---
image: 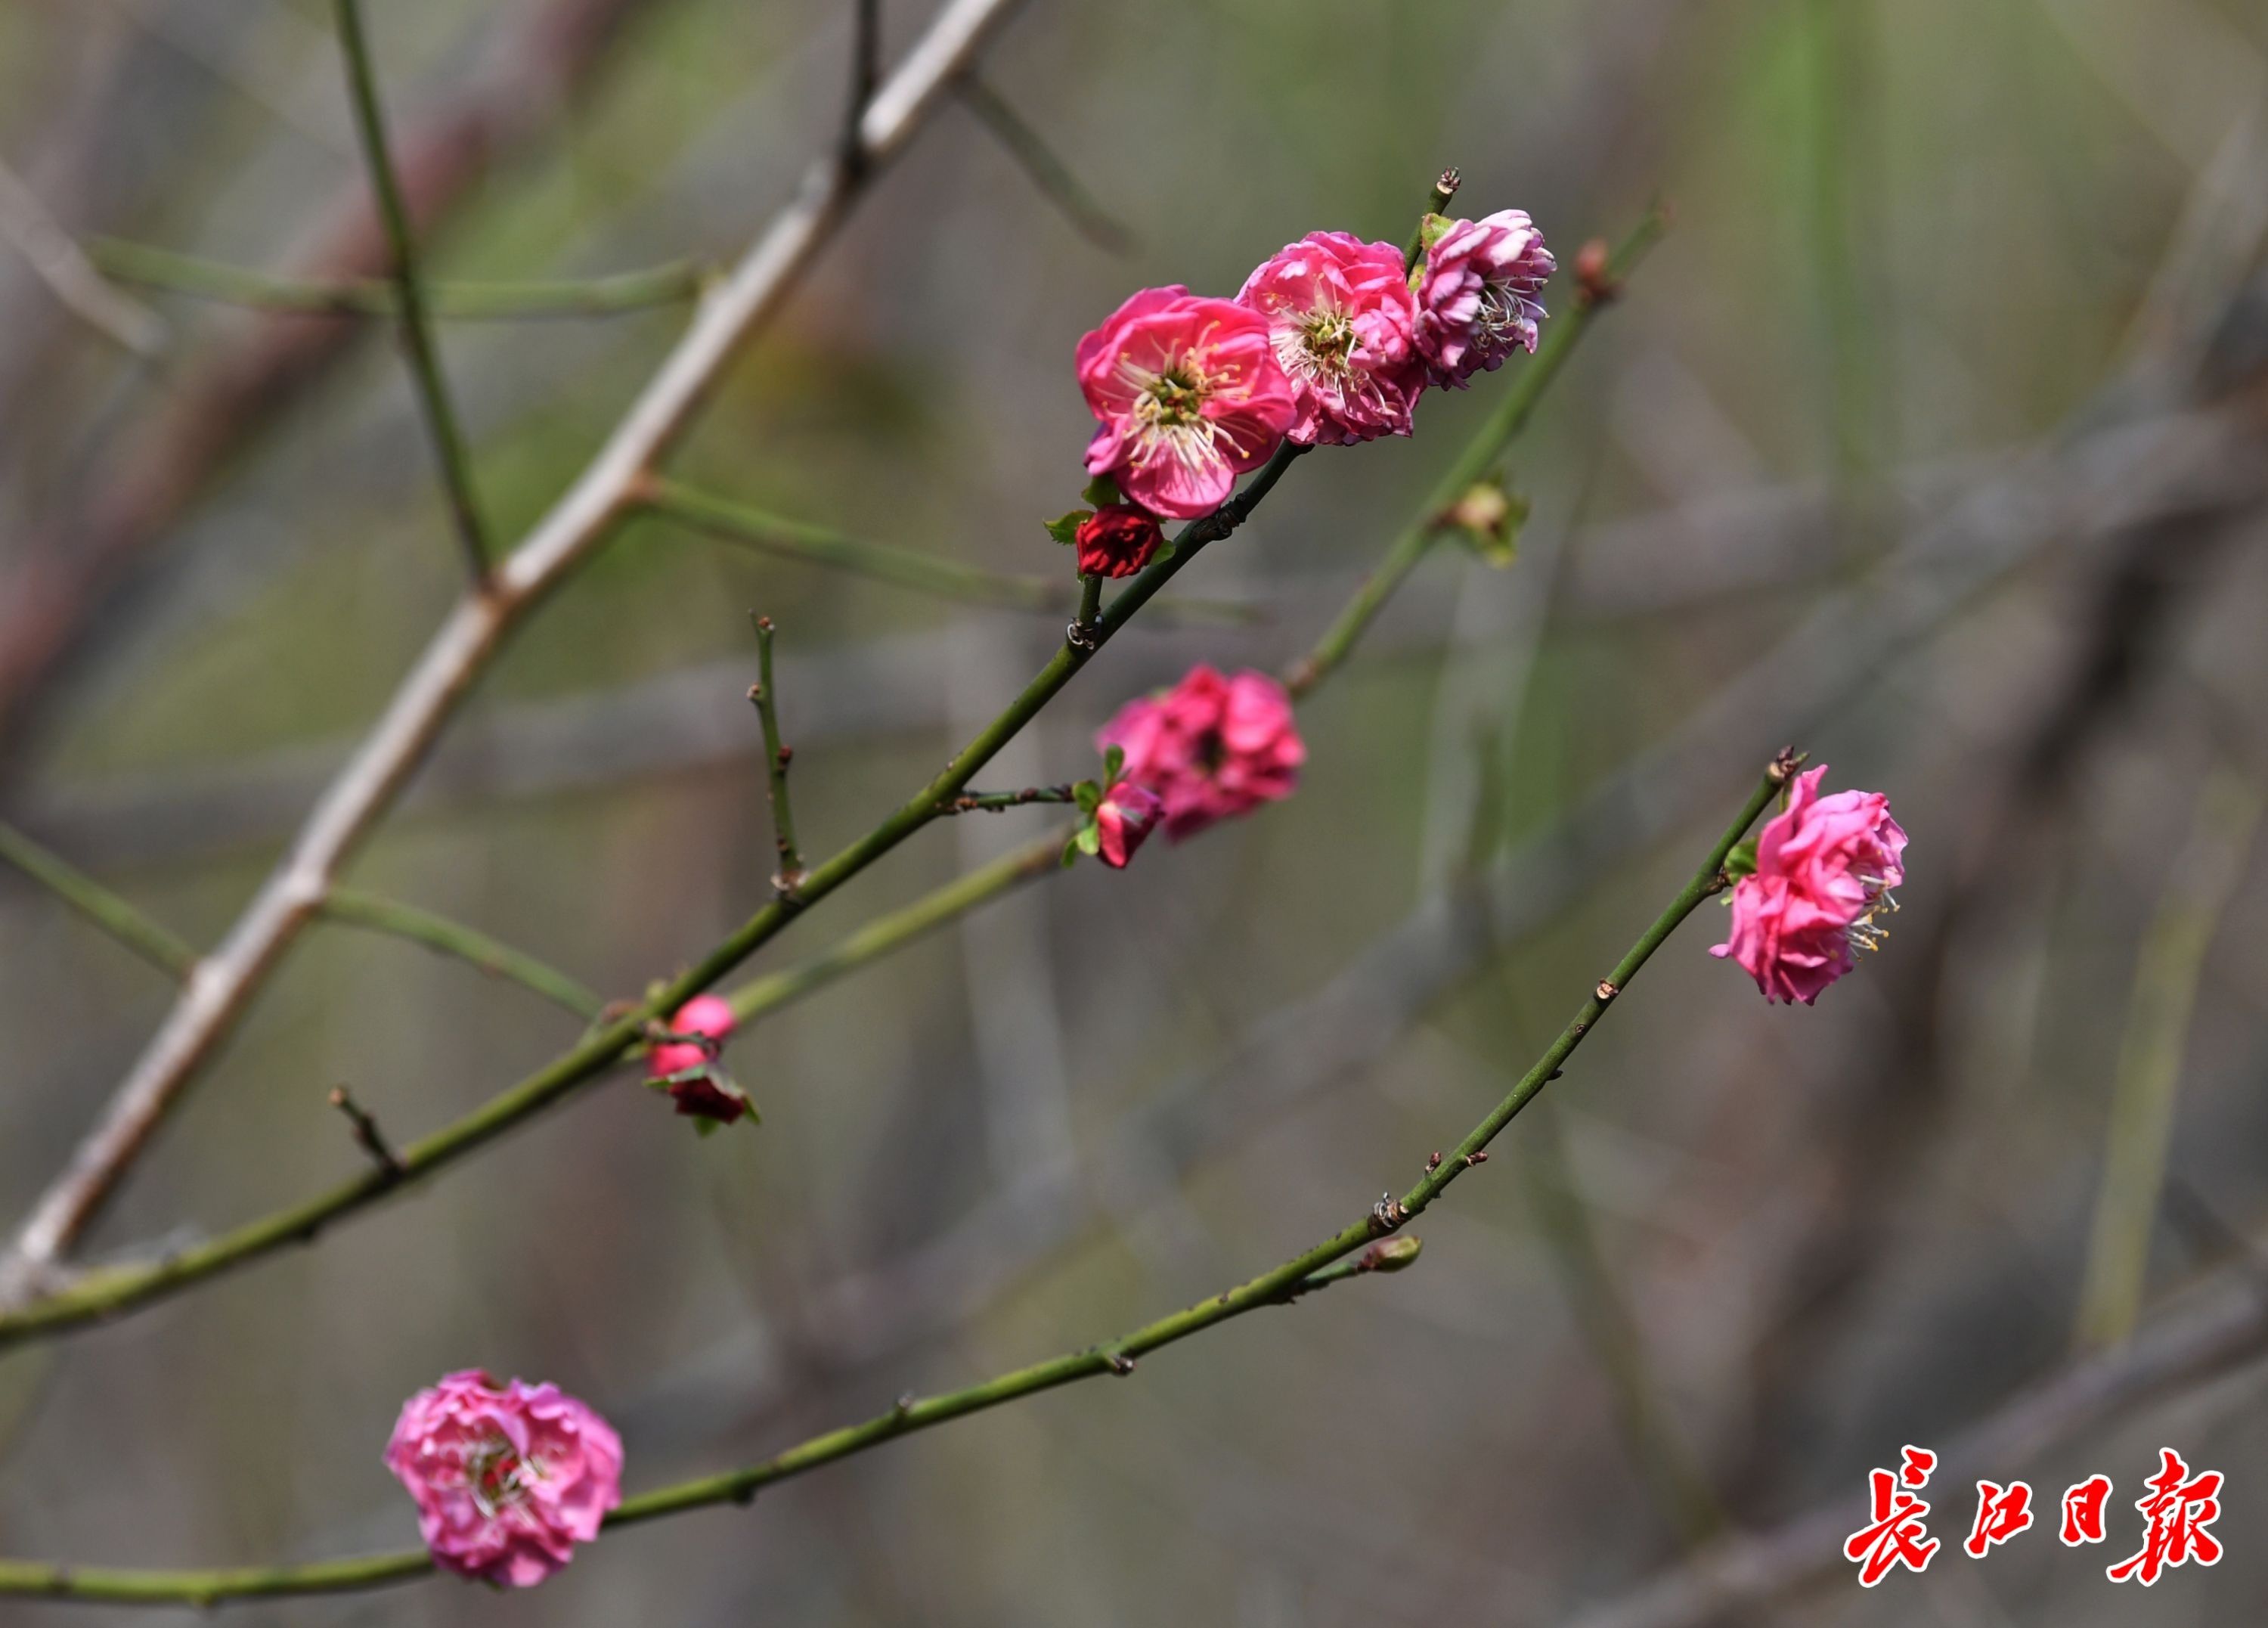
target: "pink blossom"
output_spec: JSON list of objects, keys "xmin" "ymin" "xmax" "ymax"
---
[
  {"xmin": 1415, "ymin": 209, "xmax": 1554, "ymax": 386},
  {"xmin": 1077, "ymin": 287, "xmax": 1295, "ymax": 519},
  {"xmin": 1095, "ymin": 781, "xmax": 1165, "ymax": 868},
  {"xmin": 384, "ymin": 1370, "xmax": 623, "ymax": 1588},
  {"xmin": 649, "ymin": 994, "xmax": 747, "ymax": 1125},
  {"xmin": 1712, "ymin": 765, "xmax": 1907, "ymax": 1005},
  {"xmin": 1098, "ymin": 665, "xmax": 1304, "ymax": 841},
  {"xmin": 1237, "ymin": 232, "xmax": 1424, "ymax": 444}
]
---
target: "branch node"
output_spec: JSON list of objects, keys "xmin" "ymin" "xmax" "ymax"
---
[
  {"xmin": 749, "ymin": 615, "xmax": 804, "ymax": 893},
  {"xmin": 1426, "ymin": 1150, "xmax": 1443, "ymax": 1173},
  {"xmin": 1104, "ymin": 1351, "xmax": 1136, "ymax": 1376},
  {"xmin": 328, "ymin": 1086, "xmax": 403, "ymax": 1179},
  {"xmin": 1461, "ymin": 1149, "xmax": 1490, "ymax": 1169},
  {"xmin": 1594, "ymin": 978, "xmax": 1619, "ymax": 1003},
  {"xmin": 1369, "ymin": 1193, "xmax": 1410, "ymax": 1233}
]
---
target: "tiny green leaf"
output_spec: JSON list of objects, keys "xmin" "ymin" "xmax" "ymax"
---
[
  {"xmin": 1074, "ymin": 779, "xmax": 1102, "ymax": 814},
  {"xmin": 1045, "ymin": 508, "xmax": 1092, "ymax": 545},
  {"xmin": 1074, "ymin": 823, "xmax": 1101, "ymax": 856},
  {"xmin": 1723, "ymin": 836, "xmax": 1760, "ymax": 882},
  {"xmin": 1102, "ymin": 745, "xmax": 1126, "ymax": 783},
  {"xmin": 1081, "ymin": 473, "xmax": 1122, "ymax": 508}
]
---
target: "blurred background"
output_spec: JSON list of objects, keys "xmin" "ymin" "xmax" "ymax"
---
[{"xmin": 2, "ymin": 0, "xmax": 2267, "ymax": 1622}]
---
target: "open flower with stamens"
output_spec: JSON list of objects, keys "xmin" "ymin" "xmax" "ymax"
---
[
  {"xmin": 1098, "ymin": 665, "xmax": 1304, "ymax": 841},
  {"xmin": 384, "ymin": 1370, "xmax": 623, "ymax": 1587},
  {"xmin": 1415, "ymin": 209, "xmax": 1555, "ymax": 386},
  {"xmin": 1077, "ymin": 287, "xmax": 1295, "ymax": 519},
  {"xmin": 1712, "ymin": 765, "xmax": 1907, "ymax": 1005},
  {"xmin": 1236, "ymin": 232, "xmax": 1424, "ymax": 445}
]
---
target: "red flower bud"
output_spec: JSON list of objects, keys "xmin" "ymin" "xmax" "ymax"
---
[{"xmin": 1074, "ymin": 504, "xmax": 1164, "ymax": 579}]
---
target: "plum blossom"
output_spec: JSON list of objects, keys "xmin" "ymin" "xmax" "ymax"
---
[
  {"xmin": 1712, "ymin": 765, "xmax": 1907, "ymax": 1005},
  {"xmin": 1074, "ymin": 504, "xmax": 1163, "ymax": 578},
  {"xmin": 649, "ymin": 994, "xmax": 746, "ymax": 1125},
  {"xmin": 1237, "ymin": 231, "xmax": 1424, "ymax": 444},
  {"xmin": 1077, "ymin": 287, "xmax": 1295, "ymax": 519},
  {"xmin": 384, "ymin": 1370, "xmax": 623, "ymax": 1588},
  {"xmin": 1414, "ymin": 209, "xmax": 1554, "ymax": 385},
  {"xmin": 1098, "ymin": 665, "xmax": 1304, "ymax": 842},
  {"xmin": 1094, "ymin": 780, "xmax": 1165, "ymax": 869}
]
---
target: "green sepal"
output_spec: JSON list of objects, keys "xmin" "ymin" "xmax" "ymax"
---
[
  {"xmin": 1074, "ymin": 823, "xmax": 1101, "ymax": 857},
  {"xmin": 1723, "ymin": 836, "xmax": 1760, "ymax": 882},
  {"xmin": 1102, "ymin": 745, "xmax": 1126, "ymax": 783},
  {"xmin": 1045, "ymin": 508, "xmax": 1092, "ymax": 545},
  {"xmin": 1081, "ymin": 473, "xmax": 1123, "ymax": 508},
  {"xmin": 1060, "ymin": 836, "xmax": 1083, "ymax": 868},
  {"xmin": 1073, "ymin": 779, "xmax": 1103, "ymax": 814}
]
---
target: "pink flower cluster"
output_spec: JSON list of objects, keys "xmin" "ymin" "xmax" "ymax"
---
[
  {"xmin": 1712, "ymin": 765, "xmax": 1907, "ymax": 1005},
  {"xmin": 1098, "ymin": 665, "xmax": 1304, "ymax": 843},
  {"xmin": 1077, "ymin": 209, "xmax": 1551, "ymax": 518},
  {"xmin": 384, "ymin": 1370, "xmax": 623, "ymax": 1588}
]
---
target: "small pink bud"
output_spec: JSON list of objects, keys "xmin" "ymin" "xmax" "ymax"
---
[
  {"xmin": 1074, "ymin": 504, "xmax": 1164, "ymax": 579},
  {"xmin": 383, "ymin": 1370, "xmax": 622, "ymax": 1587},
  {"xmin": 1095, "ymin": 781, "xmax": 1165, "ymax": 868},
  {"xmin": 649, "ymin": 994, "xmax": 750, "ymax": 1126}
]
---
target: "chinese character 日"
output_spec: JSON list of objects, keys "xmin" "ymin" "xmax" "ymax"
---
[
  {"xmin": 1965, "ymin": 1479, "xmax": 2034, "ymax": 1558},
  {"xmin": 2107, "ymin": 1449, "xmax": 2223, "ymax": 1585},
  {"xmin": 2060, "ymin": 1474, "xmax": 2112, "ymax": 1546},
  {"xmin": 1845, "ymin": 1445, "xmax": 1940, "ymax": 1585}
]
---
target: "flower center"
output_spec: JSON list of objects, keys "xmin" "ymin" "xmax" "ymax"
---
[
  {"xmin": 1117, "ymin": 352, "xmax": 1243, "ymax": 479},
  {"xmin": 1474, "ymin": 281, "xmax": 1532, "ymax": 346},
  {"xmin": 1845, "ymin": 875, "xmax": 1899, "ymax": 957},
  {"xmin": 463, "ymin": 1434, "xmax": 541, "ymax": 1519}
]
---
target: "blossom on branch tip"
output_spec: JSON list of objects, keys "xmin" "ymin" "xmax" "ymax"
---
[
  {"xmin": 1075, "ymin": 504, "xmax": 1164, "ymax": 578},
  {"xmin": 649, "ymin": 994, "xmax": 749, "ymax": 1127},
  {"xmin": 1094, "ymin": 780, "xmax": 1165, "ymax": 868},
  {"xmin": 1712, "ymin": 764, "xmax": 1907, "ymax": 1004},
  {"xmin": 1237, "ymin": 231, "xmax": 1424, "ymax": 444},
  {"xmin": 1077, "ymin": 287, "xmax": 1294, "ymax": 519},
  {"xmin": 1098, "ymin": 665, "xmax": 1304, "ymax": 841},
  {"xmin": 384, "ymin": 1370, "xmax": 623, "ymax": 1588},
  {"xmin": 1415, "ymin": 209, "xmax": 1554, "ymax": 385}
]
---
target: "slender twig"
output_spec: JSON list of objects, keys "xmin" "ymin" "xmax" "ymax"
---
[
  {"xmin": 637, "ymin": 476, "xmax": 1258, "ymax": 620},
  {"xmin": 0, "ymin": 157, "xmax": 169, "ymax": 358},
  {"xmin": 85, "ymin": 240, "xmax": 708, "ymax": 319},
  {"xmin": 0, "ymin": 767, "xmax": 1780, "ymax": 1605},
  {"xmin": 1402, "ymin": 165, "xmax": 1460, "ymax": 271},
  {"xmin": 935, "ymin": 786, "xmax": 1075, "ymax": 815},
  {"xmin": 1287, "ymin": 207, "xmax": 1666, "ymax": 698},
  {"xmin": 0, "ymin": 0, "xmax": 1030, "ymax": 1311},
  {"xmin": 748, "ymin": 616, "xmax": 804, "ymax": 895},
  {"xmin": 316, "ymin": 889, "xmax": 606, "ymax": 1021},
  {"xmin": 841, "ymin": 0, "xmax": 883, "ymax": 175},
  {"xmin": 0, "ymin": 821, "xmax": 197, "ymax": 978},
  {"xmin": 333, "ymin": 0, "xmax": 492, "ymax": 581},
  {"xmin": 326, "ymin": 1087, "xmax": 404, "ymax": 1179},
  {"xmin": 956, "ymin": 75, "xmax": 1139, "ymax": 256},
  {"xmin": 2074, "ymin": 767, "xmax": 2263, "ymax": 1347}
]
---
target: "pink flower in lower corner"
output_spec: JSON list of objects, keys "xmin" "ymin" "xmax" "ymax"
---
[
  {"xmin": 1415, "ymin": 209, "xmax": 1554, "ymax": 386},
  {"xmin": 385, "ymin": 1370, "xmax": 623, "ymax": 1588},
  {"xmin": 1712, "ymin": 764, "xmax": 1907, "ymax": 1005},
  {"xmin": 1237, "ymin": 231, "xmax": 1425, "ymax": 444},
  {"xmin": 1095, "ymin": 780, "xmax": 1165, "ymax": 869},
  {"xmin": 650, "ymin": 994, "xmax": 746, "ymax": 1125},
  {"xmin": 1077, "ymin": 287, "xmax": 1295, "ymax": 519},
  {"xmin": 1098, "ymin": 665, "xmax": 1304, "ymax": 842}
]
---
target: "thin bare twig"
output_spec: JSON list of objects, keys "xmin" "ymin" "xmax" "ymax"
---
[
  {"xmin": 0, "ymin": 0, "xmax": 1031, "ymax": 1310},
  {"xmin": 0, "ymin": 153, "xmax": 168, "ymax": 358},
  {"xmin": 748, "ymin": 616, "xmax": 804, "ymax": 895},
  {"xmin": 325, "ymin": 1087, "xmax": 403, "ymax": 1179}
]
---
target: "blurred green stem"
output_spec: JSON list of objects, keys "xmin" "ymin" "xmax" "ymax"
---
[
  {"xmin": 317, "ymin": 889, "xmax": 606, "ymax": 1022},
  {"xmin": 85, "ymin": 240, "xmax": 707, "ymax": 318},
  {"xmin": 0, "ymin": 822, "xmax": 197, "ymax": 978},
  {"xmin": 0, "ymin": 767, "xmax": 1780, "ymax": 1605},
  {"xmin": 957, "ymin": 76, "xmax": 1139, "ymax": 256},
  {"xmin": 1287, "ymin": 208, "xmax": 1665, "ymax": 698},
  {"xmin": 333, "ymin": 0, "xmax": 491, "ymax": 581},
  {"xmin": 749, "ymin": 616, "xmax": 804, "ymax": 891},
  {"xmin": 2074, "ymin": 767, "xmax": 2264, "ymax": 1349}
]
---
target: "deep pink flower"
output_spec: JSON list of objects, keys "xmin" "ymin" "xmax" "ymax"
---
[
  {"xmin": 1076, "ymin": 504, "xmax": 1164, "ymax": 579},
  {"xmin": 1095, "ymin": 781, "xmax": 1165, "ymax": 868},
  {"xmin": 1077, "ymin": 287, "xmax": 1295, "ymax": 519},
  {"xmin": 650, "ymin": 994, "xmax": 746, "ymax": 1125},
  {"xmin": 1712, "ymin": 765, "xmax": 1907, "ymax": 1005},
  {"xmin": 1415, "ymin": 209, "xmax": 1554, "ymax": 385},
  {"xmin": 384, "ymin": 1370, "xmax": 623, "ymax": 1588},
  {"xmin": 1098, "ymin": 665, "xmax": 1304, "ymax": 841},
  {"xmin": 1237, "ymin": 232, "xmax": 1424, "ymax": 445}
]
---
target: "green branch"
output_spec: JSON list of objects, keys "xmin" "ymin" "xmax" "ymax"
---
[
  {"xmin": 748, "ymin": 616, "xmax": 804, "ymax": 892},
  {"xmin": 84, "ymin": 240, "xmax": 707, "ymax": 319},
  {"xmin": 1287, "ymin": 207, "xmax": 1665, "ymax": 698},
  {"xmin": 0, "ymin": 767, "xmax": 1778, "ymax": 1606},
  {"xmin": 316, "ymin": 889, "xmax": 606, "ymax": 1022},
  {"xmin": 0, "ymin": 822, "xmax": 197, "ymax": 979},
  {"xmin": 957, "ymin": 76, "xmax": 1139, "ymax": 256},
  {"xmin": 333, "ymin": 0, "xmax": 491, "ymax": 580}
]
